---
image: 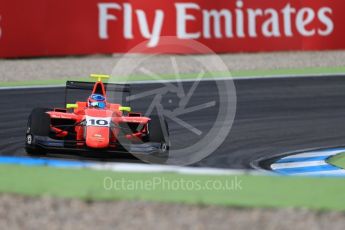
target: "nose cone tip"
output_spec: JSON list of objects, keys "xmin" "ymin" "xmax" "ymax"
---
[{"xmin": 86, "ymin": 138, "xmax": 109, "ymax": 148}]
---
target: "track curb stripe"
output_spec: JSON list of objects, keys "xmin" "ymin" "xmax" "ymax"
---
[
  {"xmin": 276, "ymin": 156, "xmax": 329, "ymax": 163},
  {"xmin": 271, "ymin": 148, "xmax": 345, "ymax": 176},
  {"xmin": 274, "ymin": 165, "xmax": 339, "ymax": 174}
]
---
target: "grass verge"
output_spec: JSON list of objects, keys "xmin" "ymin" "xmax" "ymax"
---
[
  {"xmin": 1, "ymin": 66, "xmax": 345, "ymax": 87},
  {"xmin": 327, "ymin": 152, "xmax": 345, "ymax": 169},
  {"xmin": 0, "ymin": 164, "xmax": 345, "ymax": 211}
]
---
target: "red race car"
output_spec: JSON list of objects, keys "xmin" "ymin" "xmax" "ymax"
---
[{"xmin": 25, "ymin": 74, "xmax": 169, "ymax": 159}]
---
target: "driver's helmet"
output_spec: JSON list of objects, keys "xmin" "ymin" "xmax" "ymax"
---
[{"xmin": 88, "ymin": 94, "xmax": 106, "ymax": 109}]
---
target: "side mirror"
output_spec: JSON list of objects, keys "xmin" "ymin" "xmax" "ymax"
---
[
  {"xmin": 66, "ymin": 104, "xmax": 78, "ymax": 109},
  {"xmin": 119, "ymin": 106, "xmax": 131, "ymax": 112}
]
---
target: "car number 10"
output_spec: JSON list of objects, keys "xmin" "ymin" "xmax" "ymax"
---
[{"xmin": 86, "ymin": 117, "xmax": 111, "ymax": 127}]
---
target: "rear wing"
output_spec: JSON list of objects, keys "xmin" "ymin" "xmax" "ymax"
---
[
  {"xmin": 65, "ymin": 81, "xmax": 131, "ymax": 106},
  {"xmin": 66, "ymin": 81, "xmax": 130, "ymax": 92}
]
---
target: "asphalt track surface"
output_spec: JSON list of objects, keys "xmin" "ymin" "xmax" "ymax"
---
[{"xmin": 2, "ymin": 75, "xmax": 345, "ymax": 169}]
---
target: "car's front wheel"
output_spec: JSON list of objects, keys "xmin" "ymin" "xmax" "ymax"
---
[
  {"xmin": 148, "ymin": 115, "xmax": 170, "ymax": 159},
  {"xmin": 25, "ymin": 108, "xmax": 51, "ymax": 156}
]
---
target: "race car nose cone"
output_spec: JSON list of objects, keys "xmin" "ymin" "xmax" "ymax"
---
[{"xmin": 85, "ymin": 127, "xmax": 110, "ymax": 148}]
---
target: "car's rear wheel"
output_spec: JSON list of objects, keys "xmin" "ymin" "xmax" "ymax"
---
[
  {"xmin": 148, "ymin": 115, "xmax": 170, "ymax": 159},
  {"xmin": 25, "ymin": 108, "xmax": 51, "ymax": 156}
]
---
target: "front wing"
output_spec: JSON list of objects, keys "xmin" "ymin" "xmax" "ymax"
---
[{"xmin": 28, "ymin": 135, "xmax": 162, "ymax": 155}]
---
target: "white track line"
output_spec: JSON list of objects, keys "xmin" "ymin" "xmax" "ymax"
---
[
  {"xmin": 0, "ymin": 156, "xmax": 263, "ymax": 176},
  {"xmin": 1, "ymin": 72, "xmax": 345, "ymax": 90},
  {"xmin": 271, "ymin": 160, "xmax": 328, "ymax": 170},
  {"xmin": 233, "ymin": 72, "xmax": 345, "ymax": 80},
  {"xmin": 88, "ymin": 162, "xmax": 262, "ymax": 176},
  {"xmin": 0, "ymin": 85, "xmax": 65, "ymax": 90},
  {"xmin": 282, "ymin": 150, "xmax": 344, "ymax": 159},
  {"xmin": 293, "ymin": 169, "xmax": 345, "ymax": 176}
]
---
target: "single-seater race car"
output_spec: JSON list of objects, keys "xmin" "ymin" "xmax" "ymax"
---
[{"xmin": 25, "ymin": 74, "xmax": 169, "ymax": 160}]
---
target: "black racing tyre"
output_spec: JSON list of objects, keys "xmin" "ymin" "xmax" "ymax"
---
[
  {"xmin": 148, "ymin": 115, "xmax": 170, "ymax": 156},
  {"xmin": 28, "ymin": 108, "xmax": 51, "ymax": 136},
  {"xmin": 25, "ymin": 108, "xmax": 51, "ymax": 155}
]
